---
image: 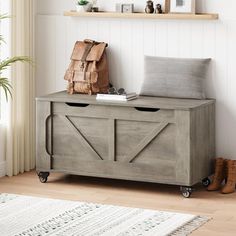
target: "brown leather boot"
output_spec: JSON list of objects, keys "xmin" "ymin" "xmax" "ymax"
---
[
  {"xmin": 221, "ymin": 160, "xmax": 236, "ymax": 194},
  {"xmin": 207, "ymin": 157, "xmax": 227, "ymax": 191}
]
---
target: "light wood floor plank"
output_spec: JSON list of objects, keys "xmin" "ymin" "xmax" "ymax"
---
[{"xmin": 0, "ymin": 171, "xmax": 235, "ymax": 235}]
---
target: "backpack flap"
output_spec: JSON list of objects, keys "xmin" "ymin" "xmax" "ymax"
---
[
  {"xmin": 70, "ymin": 41, "xmax": 87, "ymax": 61},
  {"xmin": 71, "ymin": 41, "xmax": 107, "ymax": 62},
  {"xmin": 86, "ymin": 43, "xmax": 107, "ymax": 62}
]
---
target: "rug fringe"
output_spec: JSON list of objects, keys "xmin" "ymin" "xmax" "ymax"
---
[{"xmin": 169, "ymin": 216, "xmax": 210, "ymax": 236}]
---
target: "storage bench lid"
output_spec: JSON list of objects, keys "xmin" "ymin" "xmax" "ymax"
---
[{"xmin": 36, "ymin": 91, "xmax": 215, "ymax": 110}]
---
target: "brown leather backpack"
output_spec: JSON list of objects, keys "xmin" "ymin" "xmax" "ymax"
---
[{"xmin": 64, "ymin": 39, "xmax": 109, "ymax": 95}]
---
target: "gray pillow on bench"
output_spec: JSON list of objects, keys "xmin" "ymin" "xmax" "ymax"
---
[{"xmin": 140, "ymin": 56, "xmax": 211, "ymax": 99}]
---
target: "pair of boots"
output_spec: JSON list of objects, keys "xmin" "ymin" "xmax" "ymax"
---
[{"xmin": 207, "ymin": 157, "xmax": 236, "ymax": 194}]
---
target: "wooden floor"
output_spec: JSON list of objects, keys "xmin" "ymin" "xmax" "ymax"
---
[{"xmin": 0, "ymin": 171, "xmax": 235, "ymax": 236}]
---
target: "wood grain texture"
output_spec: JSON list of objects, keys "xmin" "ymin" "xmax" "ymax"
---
[
  {"xmin": 63, "ymin": 11, "xmax": 219, "ymax": 20},
  {"xmin": 190, "ymin": 103, "xmax": 216, "ymax": 184},
  {"xmin": 175, "ymin": 110, "xmax": 191, "ymax": 184},
  {"xmin": 1, "ymin": 171, "xmax": 236, "ymax": 236},
  {"xmin": 108, "ymin": 119, "xmax": 115, "ymax": 161},
  {"xmin": 53, "ymin": 102, "xmax": 176, "ymax": 123},
  {"xmin": 126, "ymin": 122, "xmax": 169, "ymax": 163},
  {"xmin": 36, "ymin": 101, "xmax": 52, "ymax": 170},
  {"xmin": 38, "ymin": 91, "xmax": 215, "ymax": 110},
  {"xmin": 53, "ymin": 115, "xmax": 108, "ymax": 162},
  {"xmin": 51, "ymin": 157, "xmax": 178, "ymax": 184},
  {"xmin": 36, "ymin": 92, "xmax": 215, "ymax": 187},
  {"xmin": 63, "ymin": 115, "xmax": 103, "ymax": 160}
]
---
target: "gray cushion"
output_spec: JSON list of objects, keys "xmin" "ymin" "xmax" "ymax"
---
[{"xmin": 140, "ymin": 56, "xmax": 211, "ymax": 99}]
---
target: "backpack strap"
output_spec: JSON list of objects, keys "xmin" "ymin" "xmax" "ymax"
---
[
  {"xmin": 80, "ymin": 42, "xmax": 95, "ymax": 68},
  {"xmin": 80, "ymin": 42, "xmax": 95, "ymax": 93}
]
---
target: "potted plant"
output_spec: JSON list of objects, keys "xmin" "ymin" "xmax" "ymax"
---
[
  {"xmin": 76, "ymin": 0, "xmax": 92, "ymax": 12},
  {"xmin": 0, "ymin": 14, "xmax": 31, "ymax": 102}
]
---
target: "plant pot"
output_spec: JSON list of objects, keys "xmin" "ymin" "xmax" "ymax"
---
[{"xmin": 76, "ymin": 4, "xmax": 92, "ymax": 12}]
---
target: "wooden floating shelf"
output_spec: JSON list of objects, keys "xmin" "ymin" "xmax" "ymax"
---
[{"xmin": 64, "ymin": 11, "xmax": 219, "ymax": 20}]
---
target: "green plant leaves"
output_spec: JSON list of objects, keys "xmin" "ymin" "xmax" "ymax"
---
[
  {"xmin": 0, "ymin": 14, "xmax": 32, "ymax": 101},
  {"xmin": 0, "ymin": 57, "xmax": 32, "ymax": 101},
  {"xmin": 77, "ymin": 0, "xmax": 89, "ymax": 6},
  {"xmin": 0, "ymin": 56, "xmax": 32, "ymax": 71},
  {"xmin": 0, "ymin": 78, "xmax": 12, "ymax": 101}
]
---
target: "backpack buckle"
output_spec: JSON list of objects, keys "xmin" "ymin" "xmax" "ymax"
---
[{"xmin": 80, "ymin": 62, "xmax": 84, "ymax": 69}]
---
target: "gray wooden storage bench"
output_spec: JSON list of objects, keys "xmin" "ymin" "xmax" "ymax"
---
[{"xmin": 36, "ymin": 91, "xmax": 215, "ymax": 198}]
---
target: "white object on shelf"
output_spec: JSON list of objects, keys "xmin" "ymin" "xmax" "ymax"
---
[
  {"xmin": 76, "ymin": 3, "xmax": 92, "ymax": 12},
  {"xmin": 170, "ymin": 0, "xmax": 196, "ymax": 14}
]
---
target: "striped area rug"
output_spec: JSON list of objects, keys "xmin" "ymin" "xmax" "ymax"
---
[{"xmin": 0, "ymin": 193, "xmax": 209, "ymax": 236}]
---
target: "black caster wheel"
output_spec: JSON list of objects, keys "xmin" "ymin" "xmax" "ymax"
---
[
  {"xmin": 38, "ymin": 172, "xmax": 50, "ymax": 183},
  {"xmin": 180, "ymin": 186, "xmax": 193, "ymax": 198},
  {"xmin": 202, "ymin": 177, "xmax": 211, "ymax": 187}
]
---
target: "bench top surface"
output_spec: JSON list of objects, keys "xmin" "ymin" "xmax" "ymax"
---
[{"xmin": 36, "ymin": 91, "xmax": 215, "ymax": 110}]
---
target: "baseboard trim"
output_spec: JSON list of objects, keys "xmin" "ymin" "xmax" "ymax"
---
[{"xmin": 0, "ymin": 161, "xmax": 6, "ymax": 177}]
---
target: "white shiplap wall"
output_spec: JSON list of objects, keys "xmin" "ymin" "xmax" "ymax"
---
[{"xmin": 36, "ymin": 0, "xmax": 236, "ymax": 159}]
